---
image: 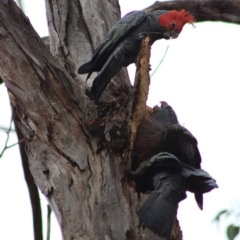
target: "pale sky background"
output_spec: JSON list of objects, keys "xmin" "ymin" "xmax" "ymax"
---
[{"xmin": 0, "ymin": 0, "xmax": 240, "ymax": 240}]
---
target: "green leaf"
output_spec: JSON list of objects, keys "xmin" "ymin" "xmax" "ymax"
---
[
  {"xmin": 227, "ymin": 224, "xmax": 240, "ymax": 240},
  {"xmin": 212, "ymin": 209, "xmax": 229, "ymax": 223}
]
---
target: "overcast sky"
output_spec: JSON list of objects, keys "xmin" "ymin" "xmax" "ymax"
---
[{"xmin": 0, "ymin": 0, "xmax": 240, "ymax": 240}]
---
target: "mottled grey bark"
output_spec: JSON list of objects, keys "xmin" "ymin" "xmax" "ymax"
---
[
  {"xmin": 0, "ymin": 0, "xmax": 239, "ymax": 240},
  {"xmin": 145, "ymin": 0, "xmax": 240, "ymax": 24},
  {"xmin": 0, "ymin": 1, "xmax": 137, "ymax": 240}
]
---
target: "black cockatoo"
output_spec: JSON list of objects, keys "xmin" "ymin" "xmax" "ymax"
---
[
  {"xmin": 78, "ymin": 10, "xmax": 195, "ymax": 100},
  {"xmin": 132, "ymin": 102, "xmax": 203, "ymax": 210},
  {"xmin": 132, "ymin": 152, "xmax": 218, "ymax": 238}
]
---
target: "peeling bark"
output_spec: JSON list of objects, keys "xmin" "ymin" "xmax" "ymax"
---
[
  {"xmin": 127, "ymin": 36, "xmax": 152, "ymax": 169},
  {"xmin": 0, "ymin": 0, "xmax": 239, "ymax": 240},
  {"xmin": 0, "ymin": 1, "xmax": 135, "ymax": 239}
]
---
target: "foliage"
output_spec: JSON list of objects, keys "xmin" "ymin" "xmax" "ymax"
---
[{"xmin": 213, "ymin": 204, "xmax": 240, "ymax": 240}]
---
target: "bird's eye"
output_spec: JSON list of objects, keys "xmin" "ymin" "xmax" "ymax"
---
[{"xmin": 171, "ymin": 23, "xmax": 176, "ymax": 28}]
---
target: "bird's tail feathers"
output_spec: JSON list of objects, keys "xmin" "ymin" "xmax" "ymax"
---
[
  {"xmin": 181, "ymin": 167, "xmax": 218, "ymax": 210},
  {"xmin": 194, "ymin": 193, "xmax": 203, "ymax": 211},
  {"xmin": 78, "ymin": 62, "xmax": 93, "ymax": 76},
  {"xmin": 90, "ymin": 73, "xmax": 111, "ymax": 101},
  {"xmin": 138, "ymin": 171, "xmax": 186, "ymax": 238},
  {"xmin": 90, "ymin": 54, "xmax": 122, "ymax": 101},
  {"xmin": 138, "ymin": 189, "xmax": 178, "ymax": 238}
]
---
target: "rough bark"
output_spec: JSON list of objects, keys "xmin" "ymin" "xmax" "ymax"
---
[
  {"xmin": 127, "ymin": 36, "xmax": 152, "ymax": 167},
  {"xmin": 0, "ymin": 1, "xmax": 135, "ymax": 240},
  {"xmin": 145, "ymin": 0, "xmax": 240, "ymax": 24},
  {"xmin": 0, "ymin": 0, "xmax": 239, "ymax": 240}
]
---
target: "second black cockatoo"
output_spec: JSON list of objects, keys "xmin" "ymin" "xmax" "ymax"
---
[
  {"xmin": 132, "ymin": 101, "xmax": 203, "ymax": 209},
  {"xmin": 78, "ymin": 10, "xmax": 195, "ymax": 100},
  {"xmin": 132, "ymin": 152, "xmax": 218, "ymax": 238}
]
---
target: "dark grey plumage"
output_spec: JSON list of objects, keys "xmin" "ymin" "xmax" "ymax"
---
[
  {"xmin": 78, "ymin": 10, "xmax": 183, "ymax": 100},
  {"xmin": 132, "ymin": 102, "xmax": 178, "ymax": 170},
  {"xmin": 138, "ymin": 170, "xmax": 186, "ymax": 238},
  {"xmin": 133, "ymin": 152, "xmax": 218, "ymax": 238},
  {"xmin": 133, "ymin": 102, "xmax": 203, "ymax": 210}
]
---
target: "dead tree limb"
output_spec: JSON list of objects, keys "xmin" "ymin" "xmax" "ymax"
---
[{"xmin": 145, "ymin": 0, "xmax": 240, "ymax": 24}]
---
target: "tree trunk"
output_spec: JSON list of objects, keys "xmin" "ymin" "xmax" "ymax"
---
[
  {"xmin": 0, "ymin": 0, "xmax": 239, "ymax": 240},
  {"xmin": 1, "ymin": 0, "xmax": 137, "ymax": 239}
]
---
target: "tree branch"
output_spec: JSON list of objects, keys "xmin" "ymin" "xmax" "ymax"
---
[
  {"xmin": 0, "ymin": 118, "xmax": 13, "ymax": 158},
  {"xmin": 46, "ymin": 205, "xmax": 52, "ymax": 240},
  {"xmin": 13, "ymin": 110, "xmax": 43, "ymax": 240},
  {"xmin": 0, "ymin": 1, "xmax": 133, "ymax": 239},
  {"xmin": 0, "ymin": 126, "xmax": 15, "ymax": 132},
  {"xmin": 145, "ymin": 0, "xmax": 240, "ymax": 24},
  {"xmin": 150, "ymin": 45, "xmax": 169, "ymax": 78},
  {"xmin": 127, "ymin": 36, "xmax": 152, "ymax": 168},
  {"xmin": 0, "ymin": 120, "xmax": 24, "ymax": 158}
]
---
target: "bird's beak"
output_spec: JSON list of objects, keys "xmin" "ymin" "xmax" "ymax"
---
[
  {"xmin": 170, "ymin": 31, "xmax": 179, "ymax": 39},
  {"xmin": 163, "ymin": 31, "xmax": 179, "ymax": 39},
  {"xmin": 162, "ymin": 32, "xmax": 171, "ymax": 39}
]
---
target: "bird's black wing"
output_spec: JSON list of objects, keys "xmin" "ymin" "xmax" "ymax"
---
[
  {"xmin": 181, "ymin": 167, "xmax": 218, "ymax": 193},
  {"xmin": 132, "ymin": 152, "xmax": 193, "ymax": 178},
  {"xmin": 132, "ymin": 102, "xmax": 178, "ymax": 171},
  {"xmin": 138, "ymin": 171, "xmax": 186, "ymax": 238},
  {"xmin": 163, "ymin": 124, "xmax": 202, "ymax": 168},
  {"xmin": 78, "ymin": 11, "xmax": 147, "ymax": 78},
  {"xmin": 132, "ymin": 152, "xmax": 192, "ymax": 192},
  {"xmin": 132, "ymin": 116, "xmax": 166, "ymax": 170}
]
